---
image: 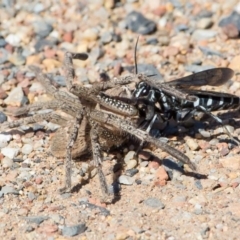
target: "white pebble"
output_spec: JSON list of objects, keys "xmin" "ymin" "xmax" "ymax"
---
[
  {"xmin": 21, "ymin": 144, "xmax": 33, "ymax": 155},
  {"xmin": 5, "ymin": 34, "xmax": 21, "ymax": 46},
  {"xmin": 1, "ymin": 157, "xmax": 13, "ymax": 168},
  {"xmin": 118, "ymin": 175, "xmax": 134, "ymax": 185},
  {"xmin": 29, "ymin": 82, "xmax": 45, "ymax": 93},
  {"xmin": 124, "ymin": 151, "xmax": 135, "ymax": 163},
  {"xmin": 1, "ymin": 147, "xmax": 19, "ymax": 159},
  {"xmin": 0, "ymin": 142, "xmax": 8, "ymax": 148},
  {"xmin": 186, "ymin": 138, "xmax": 199, "ymax": 151},
  {"xmin": 0, "ymin": 134, "xmax": 12, "ymax": 142},
  {"xmin": 4, "ymin": 86, "xmax": 25, "ymax": 107},
  {"xmin": 126, "ymin": 159, "xmax": 137, "ymax": 170}
]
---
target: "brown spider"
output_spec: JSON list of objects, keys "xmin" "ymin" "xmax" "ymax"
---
[{"xmin": 0, "ymin": 52, "xmax": 195, "ymax": 200}]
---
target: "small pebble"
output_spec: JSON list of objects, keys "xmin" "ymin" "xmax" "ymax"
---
[
  {"xmin": 100, "ymin": 31, "xmax": 113, "ymax": 44},
  {"xmin": 155, "ymin": 166, "xmax": 168, "ymax": 181},
  {"xmin": 199, "ymin": 46, "xmax": 225, "ymax": 58},
  {"xmin": 0, "ymin": 49, "xmax": 8, "ymax": 64},
  {"xmin": 1, "ymin": 147, "xmax": 19, "ymax": 159},
  {"xmin": 219, "ymin": 11, "xmax": 240, "ymax": 31},
  {"xmin": 28, "ymin": 192, "xmax": 36, "ymax": 201},
  {"xmin": 118, "ymin": 175, "xmax": 134, "ymax": 185},
  {"xmin": 51, "ymin": 214, "xmax": 65, "ymax": 224},
  {"xmin": 8, "ymin": 52, "xmax": 26, "ymax": 66},
  {"xmin": 4, "ymin": 86, "xmax": 26, "ymax": 107},
  {"xmin": 0, "ymin": 133, "xmax": 12, "ymax": 142},
  {"xmin": 126, "ymin": 159, "xmax": 137, "ymax": 170},
  {"xmin": 124, "ymin": 151, "xmax": 135, "ymax": 163},
  {"xmin": 191, "ymin": 29, "xmax": 217, "ymax": 40},
  {"xmin": 61, "ymin": 224, "xmax": 87, "ymax": 237},
  {"xmin": 125, "ymin": 11, "xmax": 156, "ymax": 35},
  {"xmin": 172, "ymin": 196, "xmax": 187, "ymax": 203},
  {"xmin": 1, "ymin": 186, "xmax": 19, "ymax": 195},
  {"xmin": 144, "ymin": 198, "xmax": 165, "ymax": 209},
  {"xmin": 222, "ymin": 23, "xmax": 239, "ymax": 38},
  {"xmin": 0, "ymin": 38, "xmax": 7, "ymax": 47},
  {"xmin": 186, "ymin": 138, "xmax": 199, "ymax": 151},
  {"xmin": 25, "ymin": 216, "xmax": 48, "ymax": 225},
  {"xmin": 197, "ymin": 18, "xmax": 213, "ymax": 29},
  {"xmin": 82, "ymin": 28, "xmax": 99, "ymax": 41},
  {"xmin": 1, "ymin": 157, "xmax": 13, "ymax": 168},
  {"xmin": 198, "ymin": 129, "xmax": 211, "ymax": 138},
  {"xmin": 5, "ymin": 34, "xmax": 21, "ymax": 47},
  {"xmin": 195, "ymin": 180, "xmax": 203, "ymax": 190},
  {"xmin": 34, "ymin": 39, "xmax": 56, "ymax": 52},
  {"xmin": 33, "ymin": 21, "xmax": 53, "ymax": 38},
  {"xmin": 21, "ymin": 144, "xmax": 33, "ymax": 155},
  {"xmin": 125, "ymin": 168, "xmax": 139, "ymax": 177},
  {"xmin": 33, "ymin": 2, "xmax": 45, "ymax": 13}
]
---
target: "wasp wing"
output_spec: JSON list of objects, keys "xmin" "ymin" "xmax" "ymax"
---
[{"xmin": 166, "ymin": 68, "xmax": 234, "ymax": 88}]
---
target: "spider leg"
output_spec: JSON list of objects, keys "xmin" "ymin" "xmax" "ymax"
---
[
  {"xmin": 0, "ymin": 112, "xmax": 69, "ymax": 132},
  {"xmin": 90, "ymin": 110, "xmax": 197, "ymax": 171},
  {"xmin": 59, "ymin": 110, "xmax": 84, "ymax": 193},
  {"xmin": 90, "ymin": 122, "xmax": 110, "ymax": 200},
  {"xmin": 6, "ymin": 100, "xmax": 61, "ymax": 117}
]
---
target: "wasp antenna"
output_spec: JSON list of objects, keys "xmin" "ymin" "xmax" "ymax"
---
[{"xmin": 134, "ymin": 36, "xmax": 140, "ymax": 75}]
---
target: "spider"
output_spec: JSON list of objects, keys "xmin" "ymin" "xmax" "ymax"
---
[{"xmin": 0, "ymin": 52, "xmax": 195, "ymax": 200}]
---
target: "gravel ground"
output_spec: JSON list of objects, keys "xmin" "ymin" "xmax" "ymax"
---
[{"xmin": 1, "ymin": 0, "xmax": 240, "ymax": 239}]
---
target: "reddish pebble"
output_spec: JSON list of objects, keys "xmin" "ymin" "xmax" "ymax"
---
[
  {"xmin": 49, "ymin": 205, "xmax": 64, "ymax": 211},
  {"xmin": 220, "ymin": 147, "xmax": 230, "ymax": 156},
  {"xmin": 1, "ymin": 69, "xmax": 10, "ymax": 77},
  {"xmin": 22, "ymin": 87, "xmax": 29, "ymax": 96},
  {"xmin": 155, "ymin": 166, "xmax": 168, "ymax": 181},
  {"xmin": 198, "ymin": 40, "xmax": 208, "ymax": 46},
  {"xmin": 63, "ymin": 31, "xmax": 73, "ymax": 43},
  {"xmin": 222, "ymin": 23, "xmax": 239, "ymax": 38},
  {"xmin": 44, "ymin": 49, "xmax": 57, "ymax": 59},
  {"xmin": 5, "ymin": 170, "xmax": 18, "ymax": 182},
  {"xmin": 148, "ymin": 161, "xmax": 160, "ymax": 170},
  {"xmin": 25, "ymin": 132, "xmax": 34, "ymax": 138},
  {"xmin": 36, "ymin": 130, "xmax": 46, "ymax": 139},
  {"xmin": 113, "ymin": 62, "xmax": 123, "ymax": 77},
  {"xmin": 5, "ymin": 44, "xmax": 14, "ymax": 53},
  {"xmin": 37, "ymin": 224, "xmax": 58, "ymax": 234},
  {"xmin": 153, "ymin": 6, "xmax": 166, "ymax": 16},
  {"xmin": 0, "ymin": 88, "xmax": 7, "ymax": 99},
  {"xmin": 219, "ymin": 182, "xmax": 228, "ymax": 188},
  {"xmin": 231, "ymin": 182, "xmax": 239, "ymax": 188},
  {"xmin": 24, "ymin": 181, "xmax": 32, "ymax": 188},
  {"xmin": 216, "ymin": 142, "xmax": 228, "ymax": 149},
  {"xmin": 15, "ymin": 71, "xmax": 25, "ymax": 82},
  {"xmin": 35, "ymin": 176, "xmax": 43, "ymax": 184},
  {"xmin": 154, "ymin": 179, "xmax": 167, "ymax": 187},
  {"xmin": 217, "ymin": 142, "xmax": 229, "ymax": 156},
  {"xmin": 18, "ymin": 78, "xmax": 30, "ymax": 88},
  {"xmin": 88, "ymin": 197, "xmax": 107, "ymax": 208},
  {"xmin": 163, "ymin": 46, "xmax": 179, "ymax": 57},
  {"xmin": 198, "ymin": 140, "xmax": 210, "ymax": 150}
]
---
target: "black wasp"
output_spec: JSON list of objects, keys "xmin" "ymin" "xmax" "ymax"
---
[{"xmin": 131, "ymin": 68, "xmax": 239, "ymax": 142}]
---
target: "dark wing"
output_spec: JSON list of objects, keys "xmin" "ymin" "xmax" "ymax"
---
[
  {"xmin": 182, "ymin": 89, "xmax": 238, "ymax": 98},
  {"xmin": 166, "ymin": 68, "xmax": 234, "ymax": 88}
]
